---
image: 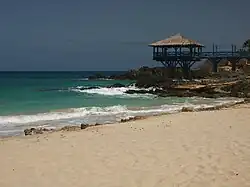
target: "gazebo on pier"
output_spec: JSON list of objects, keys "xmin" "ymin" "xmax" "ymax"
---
[{"xmin": 148, "ymin": 33, "xmax": 204, "ymax": 78}]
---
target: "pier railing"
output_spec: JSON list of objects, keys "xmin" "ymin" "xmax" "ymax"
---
[{"xmin": 153, "ymin": 51, "xmax": 250, "ymax": 60}]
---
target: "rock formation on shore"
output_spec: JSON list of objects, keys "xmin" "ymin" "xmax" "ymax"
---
[{"xmin": 87, "ymin": 63, "xmax": 250, "ymax": 99}]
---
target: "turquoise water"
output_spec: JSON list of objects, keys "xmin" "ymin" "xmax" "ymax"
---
[
  {"xmin": 0, "ymin": 71, "xmax": 243, "ymax": 136},
  {"xmin": 0, "ymin": 71, "xmax": 183, "ymax": 115}
]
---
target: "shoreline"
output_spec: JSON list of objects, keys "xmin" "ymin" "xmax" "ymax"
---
[
  {"xmin": 0, "ymin": 98, "xmax": 247, "ymax": 139},
  {"xmin": 1, "ymin": 102, "xmax": 250, "ymax": 186}
]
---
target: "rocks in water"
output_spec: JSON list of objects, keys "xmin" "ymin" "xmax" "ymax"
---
[
  {"xmin": 126, "ymin": 75, "xmax": 250, "ymax": 99},
  {"xmin": 79, "ymin": 86, "xmax": 99, "ymax": 90},
  {"xmin": 125, "ymin": 89, "xmax": 152, "ymax": 95},
  {"xmin": 107, "ymin": 83, "xmax": 126, "ymax": 88},
  {"xmin": 24, "ymin": 127, "xmax": 54, "ymax": 136}
]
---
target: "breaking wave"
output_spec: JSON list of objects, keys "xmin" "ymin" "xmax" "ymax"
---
[
  {"xmin": 0, "ymin": 98, "xmax": 244, "ymax": 136},
  {"xmin": 69, "ymin": 85, "xmax": 156, "ymax": 98}
]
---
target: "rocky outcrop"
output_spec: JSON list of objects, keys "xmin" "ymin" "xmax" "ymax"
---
[
  {"xmin": 222, "ymin": 79, "xmax": 250, "ymax": 98},
  {"xmin": 89, "ymin": 66, "xmax": 201, "ymax": 81},
  {"xmin": 125, "ymin": 78, "xmax": 250, "ymax": 99},
  {"xmin": 85, "ymin": 66, "xmax": 250, "ymax": 99}
]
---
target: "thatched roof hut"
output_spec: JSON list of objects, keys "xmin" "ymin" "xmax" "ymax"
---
[{"xmin": 149, "ymin": 33, "xmax": 204, "ymax": 47}]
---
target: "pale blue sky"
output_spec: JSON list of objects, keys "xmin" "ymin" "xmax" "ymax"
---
[{"xmin": 0, "ymin": 0, "xmax": 249, "ymax": 71}]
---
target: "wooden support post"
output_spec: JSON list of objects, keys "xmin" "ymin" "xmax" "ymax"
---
[
  {"xmin": 174, "ymin": 47, "xmax": 178, "ymax": 57},
  {"xmin": 180, "ymin": 61, "xmax": 190, "ymax": 79},
  {"xmin": 190, "ymin": 47, "xmax": 193, "ymax": 57},
  {"xmin": 210, "ymin": 58, "xmax": 218, "ymax": 72},
  {"xmin": 231, "ymin": 60, "xmax": 236, "ymax": 71}
]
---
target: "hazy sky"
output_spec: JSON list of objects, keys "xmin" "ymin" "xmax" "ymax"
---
[{"xmin": 0, "ymin": 0, "xmax": 249, "ymax": 71}]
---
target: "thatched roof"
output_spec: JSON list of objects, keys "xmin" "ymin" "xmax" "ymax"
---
[{"xmin": 149, "ymin": 33, "xmax": 204, "ymax": 47}]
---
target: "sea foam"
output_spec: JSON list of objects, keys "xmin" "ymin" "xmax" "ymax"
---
[
  {"xmin": 0, "ymin": 98, "xmax": 244, "ymax": 126},
  {"xmin": 70, "ymin": 85, "xmax": 155, "ymax": 98}
]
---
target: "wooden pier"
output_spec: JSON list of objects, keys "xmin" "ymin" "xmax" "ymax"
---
[{"xmin": 149, "ymin": 34, "xmax": 250, "ymax": 77}]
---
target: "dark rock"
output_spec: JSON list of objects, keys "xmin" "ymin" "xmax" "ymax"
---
[
  {"xmin": 60, "ymin": 125, "xmax": 80, "ymax": 131},
  {"xmin": 181, "ymin": 107, "xmax": 194, "ymax": 112},
  {"xmin": 125, "ymin": 89, "xmax": 151, "ymax": 95},
  {"xmin": 79, "ymin": 86, "xmax": 99, "ymax": 90},
  {"xmin": 80, "ymin": 124, "xmax": 89, "ymax": 129},
  {"xmin": 244, "ymin": 98, "xmax": 250, "ymax": 103},
  {"xmin": 24, "ymin": 127, "xmax": 53, "ymax": 136},
  {"xmin": 133, "ymin": 116, "xmax": 146, "ymax": 120},
  {"xmin": 107, "ymin": 83, "xmax": 126, "ymax": 88},
  {"xmin": 221, "ymin": 79, "xmax": 250, "ymax": 98}
]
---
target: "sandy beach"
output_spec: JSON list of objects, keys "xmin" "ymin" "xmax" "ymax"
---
[{"xmin": 1, "ymin": 105, "xmax": 250, "ymax": 187}]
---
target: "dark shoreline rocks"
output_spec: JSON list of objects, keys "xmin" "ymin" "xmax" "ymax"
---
[
  {"xmin": 85, "ymin": 66, "xmax": 250, "ymax": 99},
  {"xmin": 22, "ymin": 98, "xmax": 247, "ymax": 137},
  {"xmin": 124, "ymin": 78, "xmax": 250, "ymax": 99},
  {"xmin": 23, "ymin": 123, "xmax": 103, "ymax": 136},
  {"xmin": 24, "ymin": 127, "xmax": 54, "ymax": 136}
]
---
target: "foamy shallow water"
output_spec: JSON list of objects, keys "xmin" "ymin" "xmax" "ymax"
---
[{"xmin": 0, "ymin": 97, "xmax": 244, "ymax": 137}]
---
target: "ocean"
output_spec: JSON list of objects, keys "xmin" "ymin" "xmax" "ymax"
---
[{"xmin": 0, "ymin": 71, "xmax": 243, "ymax": 136}]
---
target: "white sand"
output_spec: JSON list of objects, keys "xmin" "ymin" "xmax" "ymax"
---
[{"xmin": 1, "ymin": 105, "xmax": 250, "ymax": 187}]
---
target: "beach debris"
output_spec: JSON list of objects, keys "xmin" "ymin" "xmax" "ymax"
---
[{"xmin": 24, "ymin": 127, "xmax": 54, "ymax": 136}]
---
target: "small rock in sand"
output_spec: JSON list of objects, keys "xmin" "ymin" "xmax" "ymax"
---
[
  {"xmin": 60, "ymin": 125, "xmax": 80, "ymax": 131},
  {"xmin": 24, "ymin": 127, "xmax": 53, "ymax": 136},
  {"xmin": 80, "ymin": 124, "xmax": 89, "ymax": 129},
  {"xmin": 181, "ymin": 107, "xmax": 194, "ymax": 112}
]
